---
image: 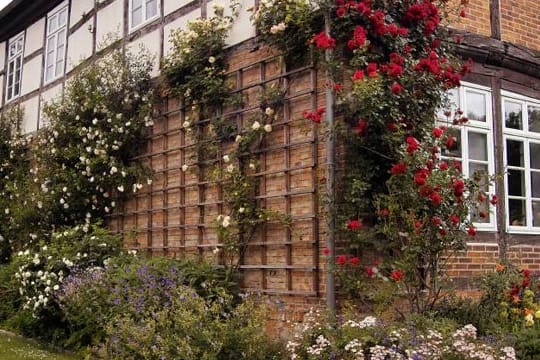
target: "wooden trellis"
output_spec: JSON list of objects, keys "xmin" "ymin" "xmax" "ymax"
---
[{"xmin": 110, "ymin": 49, "xmax": 326, "ymax": 297}]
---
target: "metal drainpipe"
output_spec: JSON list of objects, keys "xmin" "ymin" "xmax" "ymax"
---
[{"xmin": 324, "ymin": 9, "xmax": 336, "ymax": 314}]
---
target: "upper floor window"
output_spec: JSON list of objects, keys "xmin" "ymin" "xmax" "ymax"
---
[
  {"xmin": 44, "ymin": 3, "xmax": 68, "ymax": 83},
  {"xmin": 503, "ymin": 91, "xmax": 540, "ymax": 232},
  {"xmin": 129, "ymin": 0, "xmax": 159, "ymax": 31},
  {"xmin": 6, "ymin": 32, "xmax": 25, "ymax": 102},
  {"xmin": 439, "ymin": 83, "xmax": 496, "ymax": 230}
]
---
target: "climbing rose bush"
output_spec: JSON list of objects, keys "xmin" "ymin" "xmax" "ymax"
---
[{"xmin": 33, "ymin": 48, "xmax": 155, "ymax": 228}]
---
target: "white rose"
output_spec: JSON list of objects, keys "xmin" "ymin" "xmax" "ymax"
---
[
  {"xmin": 223, "ymin": 155, "xmax": 230, "ymax": 163},
  {"xmin": 251, "ymin": 121, "xmax": 261, "ymax": 130},
  {"xmin": 264, "ymin": 124, "xmax": 272, "ymax": 133}
]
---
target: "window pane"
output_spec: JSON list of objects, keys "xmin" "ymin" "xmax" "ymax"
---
[
  {"xmin": 48, "ymin": 14, "xmax": 58, "ymax": 34},
  {"xmin": 529, "ymin": 105, "xmax": 540, "ymax": 133},
  {"xmin": 509, "ymin": 199, "xmax": 527, "ymax": 226},
  {"xmin": 442, "ymin": 128, "xmax": 462, "ymax": 158},
  {"xmin": 57, "ymin": 30, "xmax": 65, "ymax": 47},
  {"xmin": 58, "ymin": 9, "xmax": 67, "ymax": 26},
  {"xmin": 505, "ymin": 101, "xmax": 522, "ymax": 130},
  {"xmin": 472, "ymin": 200, "xmax": 490, "ymax": 223},
  {"xmin": 146, "ymin": 0, "xmax": 157, "ymax": 19},
  {"xmin": 469, "ymin": 163, "xmax": 488, "ymax": 186},
  {"xmin": 468, "ymin": 132, "xmax": 487, "ymax": 161},
  {"xmin": 46, "ymin": 66, "xmax": 54, "ymax": 81},
  {"xmin": 132, "ymin": 7, "xmax": 142, "ymax": 27},
  {"xmin": 506, "ymin": 139, "xmax": 524, "ymax": 167},
  {"xmin": 466, "ymin": 91, "xmax": 486, "ymax": 122},
  {"xmin": 508, "ymin": 169, "xmax": 525, "ymax": 196},
  {"xmin": 533, "ymin": 201, "xmax": 540, "ymax": 227},
  {"xmin": 532, "ymin": 172, "xmax": 540, "ymax": 198},
  {"xmin": 530, "ymin": 143, "xmax": 540, "ymax": 169}
]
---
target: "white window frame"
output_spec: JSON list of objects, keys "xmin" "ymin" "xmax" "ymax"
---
[
  {"xmin": 439, "ymin": 82, "xmax": 497, "ymax": 231},
  {"xmin": 502, "ymin": 90, "xmax": 540, "ymax": 234},
  {"xmin": 5, "ymin": 32, "xmax": 25, "ymax": 103},
  {"xmin": 44, "ymin": 2, "xmax": 68, "ymax": 84},
  {"xmin": 128, "ymin": 0, "xmax": 160, "ymax": 32}
]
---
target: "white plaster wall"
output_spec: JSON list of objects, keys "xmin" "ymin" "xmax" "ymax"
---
[
  {"xmin": 128, "ymin": 30, "xmax": 161, "ymax": 77},
  {"xmin": 0, "ymin": 41, "xmax": 5, "ymax": 70},
  {"xmin": 163, "ymin": 0, "xmax": 193, "ymax": 16},
  {"xmin": 0, "ymin": 74, "xmax": 4, "ymax": 104},
  {"xmin": 207, "ymin": 0, "xmax": 255, "ymax": 46},
  {"xmin": 66, "ymin": 20, "xmax": 94, "ymax": 72},
  {"xmin": 21, "ymin": 96, "xmax": 39, "ymax": 134},
  {"xmin": 39, "ymin": 84, "xmax": 63, "ymax": 128},
  {"xmin": 70, "ymin": 0, "xmax": 94, "ymax": 27},
  {"xmin": 96, "ymin": 0, "xmax": 123, "ymax": 50},
  {"xmin": 25, "ymin": 18, "xmax": 46, "ymax": 55},
  {"xmin": 163, "ymin": 9, "xmax": 201, "ymax": 56},
  {"xmin": 21, "ymin": 55, "xmax": 43, "ymax": 96}
]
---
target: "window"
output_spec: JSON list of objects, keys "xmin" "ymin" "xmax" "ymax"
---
[
  {"xmin": 439, "ymin": 84, "xmax": 496, "ymax": 230},
  {"xmin": 503, "ymin": 91, "xmax": 540, "ymax": 232},
  {"xmin": 44, "ymin": 3, "xmax": 68, "ymax": 83},
  {"xmin": 129, "ymin": 0, "xmax": 159, "ymax": 30},
  {"xmin": 5, "ymin": 32, "xmax": 24, "ymax": 102}
]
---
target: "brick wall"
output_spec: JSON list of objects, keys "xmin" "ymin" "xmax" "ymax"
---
[
  {"xmin": 500, "ymin": 0, "xmax": 540, "ymax": 51},
  {"xmin": 448, "ymin": 0, "xmax": 540, "ymax": 52}
]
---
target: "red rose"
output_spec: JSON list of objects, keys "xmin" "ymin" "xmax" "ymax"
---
[
  {"xmin": 336, "ymin": 6, "xmax": 347, "ymax": 17},
  {"xmin": 432, "ymin": 216, "xmax": 442, "ymax": 226},
  {"xmin": 312, "ymin": 32, "xmax": 336, "ymax": 49},
  {"xmin": 389, "ymin": 52, "xmax": 404, "ymax": 65},
  {"xmin": 347, "ymin": 219, "xmax": 362, "ymax": 230},
  {"xmin": 366, "ymin": 62, "xmax": 378, "ymax": 77},
  {"xmin": 414, "ymin": 168, "xmax": 430, "ymax": 185},
  {"xmin": 391, "ymin": 82, "xmax": 403, "ymax": 94},
  {"xmin": 414, "ymin": 220, "xmax": 423, "ymax": 229},
  {"xmin": 430, "ymin": 191, "xmax": 442, "ymax": 205},
  {"xmin": 446, "ymin": 136, "xmax": 456, "ymax": 149},
  {"xmin": 390, "ymin": 269, "xmax": 404, "ymax": 281},
  {"xmin": 523, "ymin": 269, "xmax": 531, "ymax": 278},
  {"xmin": 323, "ymin": 247, "xmax": 330, "ymax": 255},
  {"xmin": 450, "ymin": 214, "xmax": 460, "ymax": 226},
  {"xmin": 479, "ymin": 211, "xmax": 487, "ymax": 218},
  {"xmin": 352, "ymin": 70, "xmax": 364, "ymax": 81},
  {"xmin": 406, "ymin": 136, "xmax": 420, "ymax": 154},
  {"xmin": 366, "ymin": 266, "xmax": 375, "ymax": 277},
  {"xmin": 432, "ymin": 127, "xmax": 444, "ymax": 138},
  {"xmin": 453, "ymin": 179, "xmax": 465, "ymax": 196},
  {"xmin": 439, "ymin": 228, "xmax": 448, "ymax": 235},
  {"xmin": 439, "ymin": 161, "xmax": 448, "ymax": 171},
  {"xmin": 349, "ymin": 257, "xmax": 361, "ymax": 266},
  {"xmin": 490, "ymin": 195, "xmax": 498, "ymax": 205},
  {"xmin": 460, "ymin": 8, "xmax": 466, "ymax": 17},
  {"xmin": 336, "ymin": 255, "xmax": 347, "ymax": 266},
  {"xmin": 380, "ymin": 208, "xmax": 390, "ymax": 217},
  {"xmin": 391, "ymin": 162, "xmax": 407, "ymax": 174},
  {"xmin": 467, "ymin": 225, "xmax": 476, "ymax": 236},
  {"xmin": 354, "ymin": 119, "xmax": 368, "ymax": 135},
  {"xmin": 333, "ymin": 83, "xmax": 343, "ymax": 92}
]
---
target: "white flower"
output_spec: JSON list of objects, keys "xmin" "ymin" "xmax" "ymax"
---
[
  {"xmin": 270, "ymin": 22, "xmax": 287, "ymax": 34},
  {"xmin": 235, "ymin": 135, "xmax": 242, "ymax": 142},
  {"xmin": 239, "ymin": 207, "xmax": 245, "ymax": 213},
  {"xmin": 53, "ymin": 285, "xmax": 59, "ymax": 291},
  {"xmin": 208, "ymin": 56, "xmax": 216, "ymax": 64},
  {"xmin": 183, "ymin": 120, "xmax": 191, "ymax": 128},
  {"xmin": 222, "ymin": 215, "xmax": 231, "ymax": 228},
  {"xmin": 223, "ymin": 154, "xmax": 230, "ymax": 163},
  {"xmin": 265, "ymin": 107, "xmax": 274, "ymax": 116},
  {"xmin": 110, "ymin": 166, "xmax": 118, "ymax": 174},
  {"xmin": 249, "ymin": 163, "xmax": 256, "ymax": 170},
  {"xmin": 117, "ymin": 185, "xmax": 124, "ymax": 192},
  {"xmin": 251, "ymin": 121, "xmax": 261, "ymax": 130},
  {"xmin": 264, "ymin": 124, "xmax": 272, "ymax": 133},
  {"xmin": 226, "ymin": 164, "xmax": 235, "ymax": 173},
  {"xmin": 212, "ymin": 247, "xmax": 220, "ymax": 254},
  {"xmin": 181, "ymin": 164, "xmax": 189, "ymax": 172}
]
